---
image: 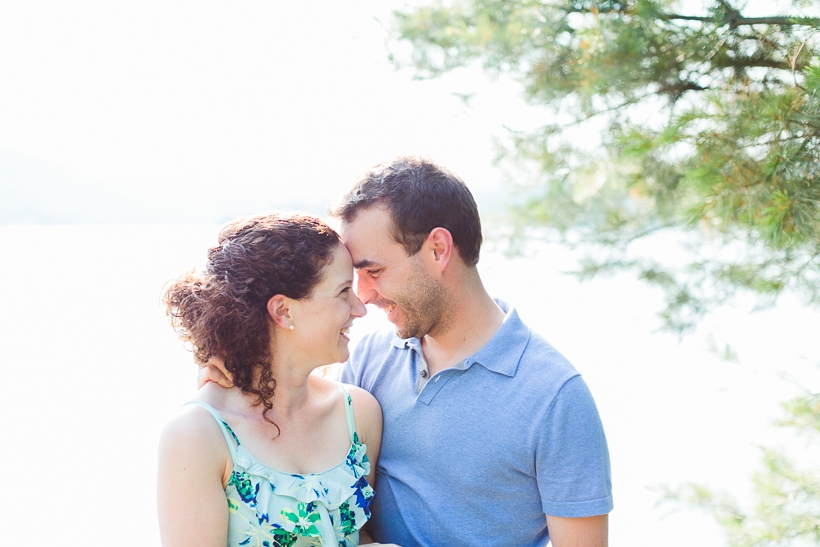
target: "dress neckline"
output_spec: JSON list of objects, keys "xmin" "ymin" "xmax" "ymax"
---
[
  {"xmin": 187, "ymin": 396, "xmax": 361, "ymax": 477},
  {"xmin": 234, "ymin": 439, "xmax": 357, "ymax": 477}
]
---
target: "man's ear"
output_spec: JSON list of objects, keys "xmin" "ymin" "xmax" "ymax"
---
[
  {"xmin": 266, "ymin": 294, "xmax": 293, "ymax": 330},
  {"xmin": 426, "ymin": 227, "xmax": 454, "ymax": 272}
]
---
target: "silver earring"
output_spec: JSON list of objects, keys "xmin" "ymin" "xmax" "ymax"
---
[{"xmin": 289, "ymin": 324, "xmax": 295, "ymax": 331}]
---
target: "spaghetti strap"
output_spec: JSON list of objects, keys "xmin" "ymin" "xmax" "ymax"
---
[
  {"xmin": 185, "ymin": 401, "xmax": 239, "ymax": 461},
  {"xmin": 339, "ymin": 384, "xmax": 357, "ymax": 444},
  {"xmin": 171, "ymin": 389, "xmax": 375, "ymax": 546}
]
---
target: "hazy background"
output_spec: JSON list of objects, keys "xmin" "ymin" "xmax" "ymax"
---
[
  {"xmin": 1, "ymin": 0, "xmax": 532, "ymax": 225},
  {"xmin": 1, "ymin": 1, "xmax": 818, "ymax": 546}
]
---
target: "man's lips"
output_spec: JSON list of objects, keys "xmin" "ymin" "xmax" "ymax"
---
[{"xmin": 369, "ymin": 299, "xmax": 397, "ymax": 315}]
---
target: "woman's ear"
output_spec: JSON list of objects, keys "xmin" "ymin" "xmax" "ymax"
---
[{"xmin": 266, "ymin": 294, "xmax": 293, "ymax": 330}]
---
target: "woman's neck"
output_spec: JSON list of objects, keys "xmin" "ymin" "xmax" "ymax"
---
[{"xmin": 247, "ymin": 356, "xmax": 316, "ymax": 418}]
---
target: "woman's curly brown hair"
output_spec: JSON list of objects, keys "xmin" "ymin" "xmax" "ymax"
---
[{"xmin": 163, "ymin": 213, "xmax": 341, "ymax": 427}]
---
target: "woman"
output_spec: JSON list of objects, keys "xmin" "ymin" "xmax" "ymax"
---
[{"xmin": 158, "ymin": 213, "xmax": 387, "ymax": 547}]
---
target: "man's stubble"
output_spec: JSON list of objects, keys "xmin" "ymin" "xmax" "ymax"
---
[{"xmin": 394, "ymin": 257, "xmax": 455, "ymax": 340}]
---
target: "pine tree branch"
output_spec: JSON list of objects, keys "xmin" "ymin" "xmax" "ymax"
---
[
  {"xmin": 712, "ymin": 58, "xmax": 792, "ymax": 71},
  {"xmin": 661, "ymin": 14, "xmax": 820, "ymax": 28},
  {"xmin": 658, "ymin": 80, "xmax": 708, "ymax": 99},
  {"xmin": 557, "ymin": 5, "xmax": 820, "ymax": 28},
  {"xmin": 562, "ymin": 92, "xmax": 658, "ymax": 125}
]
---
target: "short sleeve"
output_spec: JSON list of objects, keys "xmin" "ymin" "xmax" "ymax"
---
[{"xmin": 537, "ymin": 375, "xmax": 613, "ymax": 518}]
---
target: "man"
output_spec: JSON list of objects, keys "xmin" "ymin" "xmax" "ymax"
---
[{"xmin": 328, "ymin": 156, "xmax": 612, "ymax": 546}]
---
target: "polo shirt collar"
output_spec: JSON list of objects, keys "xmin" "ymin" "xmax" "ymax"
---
[{"xmin": 389, "ymin": 299, "xmax": 529, "ymax": 378}]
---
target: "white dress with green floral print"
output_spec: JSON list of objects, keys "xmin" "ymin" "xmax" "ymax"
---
[{"xmin": 188, "ymin": 385, "xmax": 374, "ymax": 547}]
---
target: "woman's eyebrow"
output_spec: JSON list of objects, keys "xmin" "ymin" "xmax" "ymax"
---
[{"xmin": 334, "ymin": 279, "xmax": 354, "ymax": 290}]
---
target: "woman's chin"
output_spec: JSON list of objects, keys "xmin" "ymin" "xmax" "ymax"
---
[{"xmin": 333, "ymin": 347, "xmax": 350, "ymax": 365}]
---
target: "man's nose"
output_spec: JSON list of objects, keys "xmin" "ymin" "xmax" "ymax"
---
[{"xmin": 355, "ymin": 274, "xmax": 376, "ymax": 303}]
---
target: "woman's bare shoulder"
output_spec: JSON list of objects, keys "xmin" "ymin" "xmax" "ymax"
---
[
  {"xmin": 307, "ymin": 376, "xmax": 382, "ymax": 439},
  {"xmin": 159, "ymin": 402, "xmax": 231, "ymax": 464},
  {"xmin": 342, "ymin": 383, "xmax": 380, "ymax": 414},
  {"xmin": 342, "ymin": 383, "xmax": 382, "ymax": 440}
]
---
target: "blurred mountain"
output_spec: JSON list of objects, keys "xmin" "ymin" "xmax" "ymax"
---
[
  {"xmin": 0, "ymin": 150, "xmax": 329, "ymax": 225},
  {"xmin": 1, "ymin": 149, "xmax": 509, "ymax": 226}
]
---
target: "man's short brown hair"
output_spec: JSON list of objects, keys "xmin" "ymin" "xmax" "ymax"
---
[{"xmin": 329, "ymin": 156, "xmax": 482, "ymax": 266}]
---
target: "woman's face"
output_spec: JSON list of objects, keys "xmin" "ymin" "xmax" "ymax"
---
[{"xmin": 288, "ymin": 243, "xmax": 367, "ymax": 367}]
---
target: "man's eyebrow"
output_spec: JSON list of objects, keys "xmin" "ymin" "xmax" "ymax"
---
[{"xmin": 353, "ymin": 259, "xmax": 379, "ymax": 270}]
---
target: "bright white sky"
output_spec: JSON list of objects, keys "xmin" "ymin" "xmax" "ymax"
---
[
  {"xmin": 3, "ymin": 1, "xmax": 812, "ymax": 223},
  {"xmin": 0, "ymin": 0, "xmax": 542, "ymax": 223}
]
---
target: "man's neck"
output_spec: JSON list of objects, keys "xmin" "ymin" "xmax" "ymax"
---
[{"xmin": 420, "ymin": 279, "xmax": 505, "ymax": 376}]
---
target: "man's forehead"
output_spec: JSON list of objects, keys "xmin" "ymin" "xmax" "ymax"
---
[
  {"xmin": 340, "ymin": 207, "xmax": 389, "ymax": 243},
  {"xmin": 340, "ymin": 208, "xmax": 402, "ymax": 266},
  {"xmin": 340, "ymin": 226, "xmax": 386, "ymax": 267}
]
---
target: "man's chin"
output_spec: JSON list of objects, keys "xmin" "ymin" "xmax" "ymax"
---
[
  {"xmin": 395, "ymin": 324, "xmax": 424, "ymax": 340},
  {"xmin": 390, "ymin": 310, "xmax": 429, "ymax": 339}
]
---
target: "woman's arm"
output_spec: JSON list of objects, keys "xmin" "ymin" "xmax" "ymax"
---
[{"xmin": 157, "ymin": 406, "xmax": 232, "ymax": 547}]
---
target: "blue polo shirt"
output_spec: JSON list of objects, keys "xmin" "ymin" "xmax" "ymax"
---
[{"xmin": 341, "ymin": 301, "xmax": 613, "ymax": 546}]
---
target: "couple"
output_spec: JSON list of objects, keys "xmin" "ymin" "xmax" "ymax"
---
[{"xmin": 158, "ymin": 156, "xmax": 613, "ymax": 547}]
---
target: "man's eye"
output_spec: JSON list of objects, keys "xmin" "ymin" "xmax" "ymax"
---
[{"xmin": 367, "ymin": 269, "xmax": 382, "ymax": 277}]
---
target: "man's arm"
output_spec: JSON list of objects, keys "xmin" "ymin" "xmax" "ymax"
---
[
  {"xmin": 546, "ymin": 514, "xmax": 608, "ymax": 547},
  {"xmin": 536, "ymin": 376, "xmax": 613, "ymax": 545}
]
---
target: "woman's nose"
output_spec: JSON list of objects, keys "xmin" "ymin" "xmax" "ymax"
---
[{"xmin": 350, "ymin": 292, "xmax": 367, "ymax": 318}]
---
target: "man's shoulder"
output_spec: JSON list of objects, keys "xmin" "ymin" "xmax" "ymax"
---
[
  {"xmin": 344, "ymin": 326, "xmax": 404, "ymax": 379},
  {"xmin": 341, "ymin": 327, "xmax": 403, "ymax": 387},
  {"xmin": 520, "ymin": 327, "xmax": 577, "ymax": 373},
  {"xmin": 493, "ymin": 305, "xmax": 581, "ymax": 387},
  {"xmin": 352, "ymin": 326, "xmax": 400, "ymax": 358}
]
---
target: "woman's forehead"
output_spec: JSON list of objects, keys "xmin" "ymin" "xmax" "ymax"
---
[{"xmin": 318, "ymin": 244, "xmax": 354, "ymax": 285}]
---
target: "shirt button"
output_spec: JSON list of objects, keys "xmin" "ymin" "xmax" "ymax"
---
[{"xmin": 419, "ymin": 369, "xmax": 428, "ymax": 378}]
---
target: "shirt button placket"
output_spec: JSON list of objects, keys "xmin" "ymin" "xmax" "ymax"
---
[{"xmin": 417, "ymin": 368, "xmax": 430, "ymax": 394}]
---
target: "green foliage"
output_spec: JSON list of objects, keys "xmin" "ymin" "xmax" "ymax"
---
[
  {"xmin": 659, "ymin": 375, "xmax": 820, "ymax": 546},
  {"xmin": 394, "ymin": 1, "xmax": 820, "ymax": 545},
  {"xmin": 394, "ymin": 0, "xmax": 820, "ymax": 331},
  {"xmin": 661, "ymin": 416, "xmax": 820, "ymax": 546},
  {"xmin": 781, "ymin": 392, "xmax": 820, "ymax": 436}
]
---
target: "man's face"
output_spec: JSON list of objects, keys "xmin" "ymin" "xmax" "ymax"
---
[{"xmin": 340, "ymin": 206, "xmax": 450, "ymax": 339}]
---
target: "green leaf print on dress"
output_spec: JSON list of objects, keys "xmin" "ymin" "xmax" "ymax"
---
[
  {"xmin": 230, "ymin": 470, "xmax": 260, "ymax": 506},
  {"xmin": 281, "ymin": 502, "xmax": 322, "ymax": 537},
  {"xmin": 270, "ymin": 528, "xmax": 298, "ymax": 547},
  {"xmin": 186, "ymin": 389, "xmax": 373, "ymax": 547},
  {"xmin": 337, "ymin": 502, "xmax": 357, "ymax": 535}
]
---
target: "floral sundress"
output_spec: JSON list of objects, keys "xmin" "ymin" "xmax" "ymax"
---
[{"xmin": 188, "ymin": 385, "xmax": 374, "ymax": 547}]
